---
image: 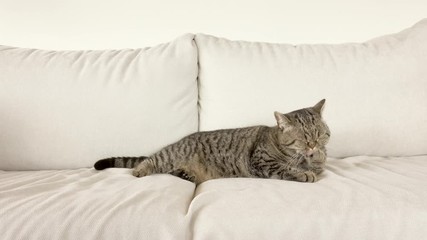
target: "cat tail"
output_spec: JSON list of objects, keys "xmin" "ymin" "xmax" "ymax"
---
[{"xmin": 94, "ymin": 156, "xmax": 148, "ymax": 170}]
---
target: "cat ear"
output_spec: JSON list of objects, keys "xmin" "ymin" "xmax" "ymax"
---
[
  {"xmin": 313, "ymin": 99, "xmax": 326, "ymax": 115},
  {"xmin": 274, "ymin": 111, "xmax": 292, "ymax": 131}
]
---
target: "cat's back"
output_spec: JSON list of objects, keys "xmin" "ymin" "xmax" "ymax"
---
[{"xmin": 187, "ymin": 125, "xmax": 269, "ymax": 152}]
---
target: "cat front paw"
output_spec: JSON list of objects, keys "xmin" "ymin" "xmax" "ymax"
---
[{"xmin": 295, "ymin": 171, "xmax": 317, "ymax": 183}]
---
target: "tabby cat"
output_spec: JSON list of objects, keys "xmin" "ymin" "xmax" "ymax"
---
[{"xmin": 94, "ymin": 99, "xmax": 330, "ymax": 185}]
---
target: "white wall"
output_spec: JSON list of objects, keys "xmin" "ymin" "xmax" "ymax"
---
[{"xmin": 0, "ymin": 0, "xmax": 426, "ymax": 49}]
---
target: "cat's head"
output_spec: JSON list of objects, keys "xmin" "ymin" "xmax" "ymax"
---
[{"xmin": 274, "ymin": 99, "xmax": 330, "ymax": 160}]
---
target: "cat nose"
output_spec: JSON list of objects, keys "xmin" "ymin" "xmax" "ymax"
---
[{"xmin": 308, "ymin": 142, "xmax": 316, "ymax": 148}]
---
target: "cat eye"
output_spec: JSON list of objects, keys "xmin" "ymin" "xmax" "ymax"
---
[{"xmin": 292, "ymin": 139, "xmax": 306, "ymax": 146}]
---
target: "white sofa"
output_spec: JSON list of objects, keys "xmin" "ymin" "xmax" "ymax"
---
[{"xmin": 1, "ymin": 19, "xmax": 426, "ymax": 240}]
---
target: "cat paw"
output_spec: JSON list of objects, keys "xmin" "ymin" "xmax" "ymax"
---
[
  {"xmin": 132, "ymin": 165, "xmax": 150, "ymax": 177},
  {"xmin": 169, "ymin": 169, "xmax": 196, "ymax": 182},
  {"xmin": 296, "ymin": 171, "xmax": 317, "ymax": 183},
  {"xmin": 132, "ymin": 160, "xmax": 156, "ymax": 178},
  {"xmin": 132, "ymin": 169, "xmax": 145, "ymax": 177}
]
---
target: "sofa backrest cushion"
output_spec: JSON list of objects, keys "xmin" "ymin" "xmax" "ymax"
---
[
  {"xmin": 195, "ymin": 19, "xmax": 427, "ymax": 157},
  {"xmin": 0, "ymin": 34, "xmax": 198, "ymax": 170}
]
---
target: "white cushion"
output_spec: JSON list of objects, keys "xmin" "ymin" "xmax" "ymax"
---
[
  {"xmin": 2, "ymin": 156, "xmax": 426, "ymax": 239},
  {"xmin": 0, "ymin": 169, "xmax": 195, "ymax": 239},
  {"xmin": 191, "ymin": 156, "xmax": 427, "ymax": 240},
  {"xmin": 195, "ymin": 19, "xmax": 427, "ymax": 157},
  {"xmin": 0, "ymin": 34, "xmax": 198, "ymax": 170}
]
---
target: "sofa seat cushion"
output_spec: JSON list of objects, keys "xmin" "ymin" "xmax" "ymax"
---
[
  {"xmin": 1, "ymin": 156, "xmax": 426, "ymax": 240},
  {"xmin": 0, "ymin": 169, "xmax": 196, "ymax": 239},
  {"xmin": 190, "ymin": 156, "xmax": 427, "ymax": 240}
]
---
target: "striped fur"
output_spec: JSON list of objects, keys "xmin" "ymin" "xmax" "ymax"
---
[{"xmin": 94, "ymin": 100, "xmax": 330, "ymax": 185}]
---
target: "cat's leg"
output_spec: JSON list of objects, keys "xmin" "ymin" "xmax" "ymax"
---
[
  {"xmin": 132, "ymin": 154, "xmax": 201, "ymax": 183},
  {"xmin": 251, "ymin": 158, "xmax": 318, "ymax": 183},
  {"xmin": 287, "ymin": 170, "xmax": 317, "ymax": 183},
  {"xmin": 279, "ymin": 155, "xmax": 320, "ymax": 183},
  {"xmin": 274, "ymin": 163, "xmax": 318, "ymax": 182},
  {"xmin": 269, "ymin": 168, "xmax": 317, "ymax": 183},
  {"xmin": 168, "ymin": 169, "xmax": 196, "ymax": 183},
  {"xmin": 308, "ymin": 149, "xmax": 327, "ymax": 175},
  {"xmin": 132, "ymin": 158, "xmax": 157, "ymax": 177},
  {"xmin": 132, "ymin": 159, "xmax": 198, "ymax": 183},
  {"xmin": 261, "ymin": 163, "xmax": 318, "ymax": 183},
  {"xmin": 168, "ymin": 154, "xmax": 218, "ymax": 185}
]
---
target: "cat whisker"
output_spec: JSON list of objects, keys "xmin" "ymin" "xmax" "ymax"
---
[{"xmin": 287, "ymin": 152, "xmax": 302, "ymax": 167}]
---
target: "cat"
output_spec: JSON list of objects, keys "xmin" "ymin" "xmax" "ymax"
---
[{"xmin": 94, "ymin": 99, "xmax": 330, "ymax": 185}]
